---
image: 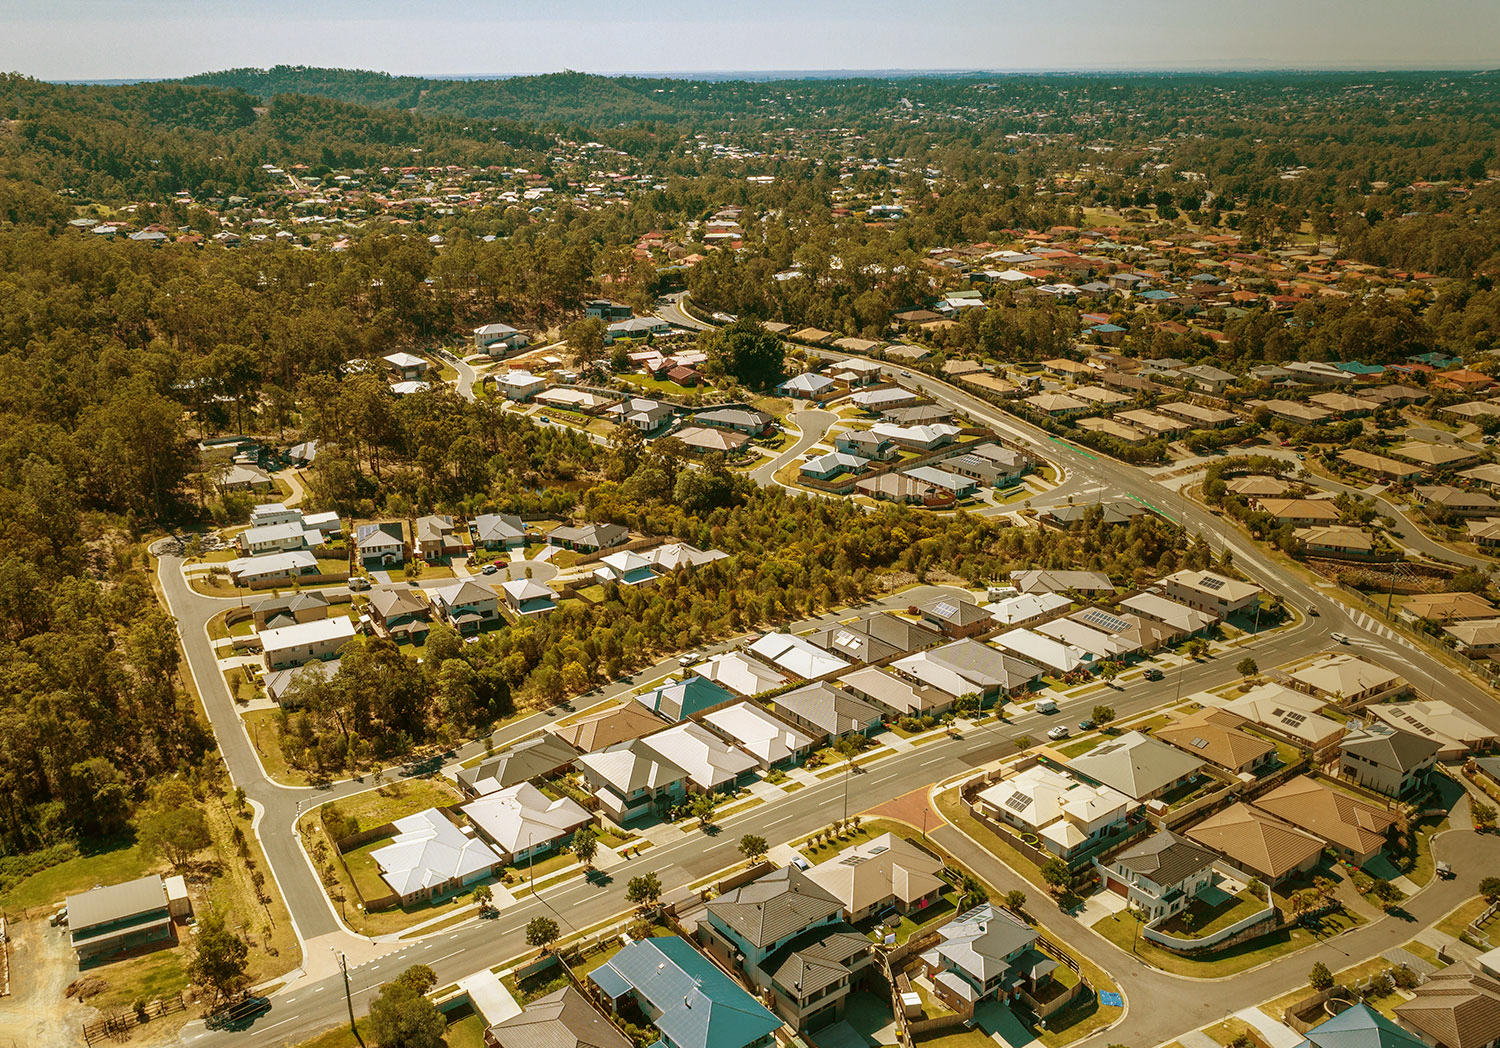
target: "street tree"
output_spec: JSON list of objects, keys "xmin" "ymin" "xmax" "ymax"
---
[
  {"xmin": 1476, "ymin": 803, "xmax": 1497, "ymax": 833},
  {"xmin": 739, "ymin": 834, "xmax": 769, "ymax": 864},
  {"xmin": 526, "ymin": 916, "xmax": 560, "ymax": 952},
  {"xmin": 563, "ymin": 317, "xmax": 607, "ymax": 370},
  {"xmin": 187, "ymin": 909, "xmax": 250, "ymax": 1006},
  {"xmin": 627, "ymin": 872, "xmax": 663, "ymax": 910},
  {"xmin": 690, "ymin": 792, "xmax": 718, "ymax": 827},
  {"xmin": 1091, "ymin": 705, "xmax": 1116, "ymax": 730},
  {"xmin": 368, "ymin": 966, "xmax": 445, "ymax": 1048},
  {"xmin": 1041, "ymin": 858, "xmax": 1072, "ymax": 895},
  {"xmin": 473, "ymin": 884, "xmax": 494, "ymax": 914},
  {"xmin": 1480, "ymin": 877, "xmax": 1500, "ymax": 904},
  {"xmin": 1309, "ymin": 962, "xmax": 1334, "ymax": 990},
  {"xmin": 1003, "ymin": 890, "xmax": 1027, "ymax": 913},
  {"xmin": 1236, "ymin": 657, "xmax": 1259, "ymax": 677},
  {"xmin": 572, "ymin": 825, "xmax": 599, "ymax": 867}
]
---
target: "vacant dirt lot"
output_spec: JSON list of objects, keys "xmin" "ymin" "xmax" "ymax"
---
[{"xmin": 0, "ymin": 919, "xmax": 99, "ymax": 1047}]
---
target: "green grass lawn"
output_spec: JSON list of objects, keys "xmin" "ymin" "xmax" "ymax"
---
[
  {"xmin": 342, "ymin": 838, "xmax": 400, "ymax": 903},
  {"xmin": 1157, "ymin": 887, "xmax": 1266, "ymax": 939},
  {"xmin": 0, "ymin": 840, "xmax": 155, "ymax": 912},
  {"xmin": 1057, "ymin": 735, "xmax": 1108, "ymax": 759},
  {"xmin": 1402, "ymin": 939, "xmax": 1449, "ymax": 968},
  {"xmin": 1092, "ymin": 905, "xmax": 1362, "ymax": 978},
  {"xmin": 445, "ymin": 1013, "xmax": 489, "ymax": 1048},
  {"xmin": 320, "ymin": 779, "xmax": 464, "ymax": 830},
  {"xmin": 857, "ymin": 890, "xmax": 957, "ymax": 944},
  {"xmin": 1437, "ymin": 895, "xmax": 1492, "ymax": 939},
  {"xmin": 242, "ymin": 707, "xmax": 312, "ymax": 786}
]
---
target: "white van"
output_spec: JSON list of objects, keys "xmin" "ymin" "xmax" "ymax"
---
[{"xmin": 1032, "ymin": 698, "xmax": 1058, "ymax": 715}]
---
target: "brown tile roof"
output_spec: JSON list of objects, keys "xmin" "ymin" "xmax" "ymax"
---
[
  {"xmin": 549, "ymin": 704, "xmax": 667, "ymax": 752},
  {"xmin": 1155, "ymin": 709, "xmax": 1276, "ymax": 772},
  {"xmin": 1184, "ymin": 802, "xmax": 1324, "ymax": 880},
  {"xmin": 1396, "ymin": 966, "xmax": 1500, "ymax": 1048},
  {"xmin": 1252, "ymin": 776, "xmax": 1395, "ymax": 856}
]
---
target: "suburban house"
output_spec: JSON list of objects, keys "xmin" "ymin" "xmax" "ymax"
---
[
  {"xmin": 1159, "ymin": 569, "xmax": 1261, "ymax": 618},
  {"xmin": 780, "ymin": 372, "xmax": 837, "ymax": 400},
  {"xmin": 634, "ymin": 677, "xmax": 735, "ymax": 722},
  {"xmin": 1223, "ymin": 684, "xmax": 1348, "ymax": 757},
  {"xmin": 700, "ymin": 865, "xmax": 874, "ymax": 1032},
  {"xmin": 985, "ymin": 592, "xmax": 1072, "ymax": 629},
  {"xmin": 252, "ymin": 590, "xmax": 330, "ymax": 630},
  {"xmin": 991, "ymin": 627, "xmax": 1089, "ymax": 675},
  {"xmin": 691, "ymin": 652, "xmax": 792, "ymax": 697},
  {"xmin": 367, "ymin": 586, "xmax": 431, "ymax": 641},
  {"xmin": 1064, "ymin": 731, "xmax": 1204, "ymax": 803},
  {"xmin": 585, "ymin": 299, "xmax": 633, "ymax": 321},
  {"xmin": 1252, "ymin": 776, "xmax": 1395, "ymax": 866},
  {"xmin": 472, "ymin": 321, "xmax": 530, "ymax": 355},
  {"xmin": 1368, "ymin": 701, "xmax": 1496, "ymax": 760},
  {"xmin": 259, "ymin": 616, "xmax": 358, "ymax": 671},
  {"xmin": 1154, "ymin": 708, "xmax": 1277, "ymax": 774},
  {"xmin": 919, "ymin": 597, "xmax": 994, "ymax": 638},
  {"xmin": 750, "ymin": 633, "xmax": 852, "ymax": 680},
  {"xmin": 473, "ymin": 512, "xmax": 527, "ymax": 551},
  {"xmin": 593, "ymin": 550, "xmax": 658, "ymax": 587},
  {"xmin": 1011, "ymin": 570, "xmax": 1114, "ymax": 596},
  {"xmin": 801, "ymin": 452, "xmax": 870, "ymax": 482},
  {"xmin": 677, "ymin": 426, "xmax": 751, "ymax": 455},
  {"xmin": 1184, "ymin": 802, "xmax": 1324, "ymax": 886},
  {"xmin": 1253, "ymin": 499, "xmax": 1342, "ymax": 528},
  {"xmin": 369, "ymin": 808, "xmax": 501, "ymax": 904},
  {"xmin": 456, "ymin": 733, "xmax": 580, "ymax": 797},
  {"xmin": 975, "ymin": 763, "xmax": 1135, "ymax": 859},
  {"xmin": 921, "ymin": 903, "xmax": 1053, "ymax": 1010},
  {"xmin": 67, "ymin": 874, "xmax": 184, "ymax": 964},
  {"xmin": 1399, "ymin": 592, "xmax": 1499, "ymax": 624},
  {"xmin": 217, "ymin": 464, "xmax": 274, "ymax": 493},
  {"xmin": 461, "ymin": 782, "xmax": 593, "ymax": 865},
  {"xmin": 575, "ymin": 738, "xmax": 689, "ymax": 823},
  {"xmin": 495, "ymin": 370, "xmax": 547, "ymax": 401},
  {"xmin": 237, "ymin": 520, "xmax": 316, "ymax": 555},
  {"xmin": 429, "ymin": 579, "xmax": 502, "ymax": 635},
  {"xmin": 264, "ymin": 659, "xmax": 336, "ymax": 708},
  {"xmin": 483, "ymin": 986, "xmax": 631, "ymax": 1048},
  {"xmin": 501, "ymin": 578, "xmax": 557, "ymax": 617},
  {"xmin": 1416, "ymin": 486, "xmax": 1500, "ymax": 519},
  {"xmin": 838, "ymin": 666, "xmax": 953, "ymax": 719},
  {"xmin": 891, "ymin": 642, "xmax": 1041, "ymax": 702},
  {"xmin": 771, "ymin": 682, "xmax": 883, "ymax": 744},
  {"xmin": 1297, "ymin": 1004, "xmax": 1427, "ymax": 1048},
  {"xmin": 1292, "ymin": 653, "xmax": 1407, "ymax": 705},
  {"xmin": 804, "ymin": 832, "xmax": 946, "ymax": 922},
  {"xmin": 1095, "ymin": 830, "xmax": 1219, "ymax": 922},
  {"xmin": 355, "ymin": 521, "xmax": 406, "ymax": 567},
  {"xmin": 700, "ymin": 703, "xmax": 813, "ymax": 768},
  {"xmin": 1339, "ymin": 724, "xmax": 1441, "ymax": 797},
  {"xmin": 614, "ymin": 397, "xmax": 677, "ymax": 433},
  {"xmin": 1117, "ymin": 593, "xmax": 1217, "ymax": 637},
  {"xmin": 696, "ymin": 408, "xmax": 774, "ymax": 436},
  {"xmin": 548, "ymin": 523, "xmax": 629, "ymax": 553},
  {"xmin": 1296, "ymin": 525, "xmax": 1376, "ymax": 557},
  {"xmin": 643, "ymin": 721, "xmax": 759, "ymax": 794},
  {"xmin": 415, "ymin": 515, "xmax": 466, "ymax": 562},
  {"xmin": 835, "ymin": 430, "xmax": 898, "ymax": 461},
  {"xmin": 1395, "ymin": 965, "xmax": 1500, "ymax": 1048},
  {"xmin": 647, "ymin": 543, "xmax": 729, "ymax": 571},
  {"xmin": 588, "ymin": 936, "xmax": 781, "ymax": 1048},
  {"xmin": 1444, "ymin": 619, "xmax": 1500, "ymax": 657},
  {"xmin": 383, "ymin": 351, "xmax": 430, "ymax": 381},
  {"xmin": 807, "ymin": 613, "xmax": 943, "ymax": 665},
  {"xmin": 549, "ymin": 704, "xmax": 669, "ymax": 753}
]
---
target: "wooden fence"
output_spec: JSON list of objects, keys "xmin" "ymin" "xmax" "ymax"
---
[{"xmin": 81, "ymin": 993, "xmax": 186, "ymax": 1046}]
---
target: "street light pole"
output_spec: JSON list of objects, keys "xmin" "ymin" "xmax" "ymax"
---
[{"xmin": 333, "ymin": 949, "xmax": 364, "ymax": 1047}]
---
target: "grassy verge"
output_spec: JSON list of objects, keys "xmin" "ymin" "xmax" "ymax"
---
[
  {"xmin": 1436, "ymin": 895, "xmax": 1491, "ymax": 939},
  {"xmin": 1091, "ymin": 905, "xmax": 1362, "ymax": 978},
  {"xmin": 933, "ymin": 788, "xmax": 1048, "ymax": 892},
  {"xmin": 242, "ymin": 707, "xmax": 312, "ymax": 786}
]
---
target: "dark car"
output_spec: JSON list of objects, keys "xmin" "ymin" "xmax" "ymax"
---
[
  {"xmin": 207, "ymin": 996, "xmax": 271, "ymax": 1031},
  {"xmin": 1143, "ymin": 667, "xmax": 1164, "ymax": 681},
  {"xmin": 1078, "ymin": 719, "xmax": 1095, "ymax": 731}
]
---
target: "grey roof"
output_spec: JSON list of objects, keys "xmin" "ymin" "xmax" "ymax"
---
[
  {"xmin": 920, "ymin": 597, "xmax": 993, "ymax": 628},
  {"xmin": 765, "ymin": 926, "xmax": 871, "ymax": 997},
  {"xmin": 924, "ymin": 639, "xmax": 1043, "ymax": 691},
  {"xmin": 807, "ymin": 612, "xmax": 943, "ymax": 663},
  {"xmin": 254, "ymin": 591, "xmax": 329, "ymax": 617},
  {"xmin": 588, "ymin": 936, "xmax": 781, "ymax": 1048},
  {"xmin": 773, "ymin": 682, "xmax": 881, "ymax": 737},
  {"xmin": 707, "ymin": 865, "xmax": 844, "ymax": 949},
  {"xmin": 487, "ymin": 985, "xmax": 633, "ymax": 1048},
  {"xmin": 66, "ymin": 874, "xmax": 168, "ymax": 931},
  {"xmin": 474, "ymin": 512, "xmax": 526, "ymax": 543},
  {"xmin": 1009, "ymin": 570, "xmax": 1114, "ymax": 595},
  {"xmin": 369, "ymin": 586, "xmax": 428, "ymax": 620},
  {"xmin": 936, "ymin": 904, "xmax": 1038, "ymax": 983},
  {"xmin": 1112, "ymin": 830, "xmax": 1217, "ymax": 889},
  {"xmin": 1341, "ymin": 725, "xmax": 1443, "ymax": 772},
  {"xmin": 1066, "ymin": 730, "xmax": 1204, "ymax": 800},
  {"xmin": 456, "ymin": 734, "xmax": 581, "ymax": 795}
]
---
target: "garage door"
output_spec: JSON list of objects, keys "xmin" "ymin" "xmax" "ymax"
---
[{"xmin": 1106, "ymin": 875, "xmax": 1128, "ymax": 896}]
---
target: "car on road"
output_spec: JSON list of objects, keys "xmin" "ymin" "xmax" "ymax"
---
[
  {"xmin": 1078, "ymin": 719, "xmax": 1095, "ymax": 731},
  {"xmin": 678, "ymin": 652, "xmax": 701, "ymax": 667},
  {"xmin": 1307, "ymin": 605, "xmax": 1320, "ymax": 616},
  {"xmin": 1331, "ymin": 632, "xmax": 1350, "ymax": 644},
  {"xmin": 206, "ymin": 996, "xmax": 271, "ymax": 1031},
  {"xmin": 1046, "ymin": 726, "xmax": 1071, "ymax": 740},
  {"xmin": 899, "ymin": 370, "xmax": 911, "ymax": 377},
  {"xmin": 1142, "ymin": 667, "xmax": 1164, "ymax": 681},
  {"xmin": 347, "ymin": 576, "xmax": 371, "ymax": 591},
  {"xmin": 538, "ymin": 414, "xmax": 550, "ymax": 423}
]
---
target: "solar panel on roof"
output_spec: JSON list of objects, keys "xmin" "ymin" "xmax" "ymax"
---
[
  {"xmin": 1005, "ymin": 794, "xmax": 1033, "ymax": 813},
  {"xmin": 1199, "ymin": 576, "xmax": 1226, "ymax": 591},
  {"xmin": 1284, "ymin": 713, "xmax": 1306, "ymax": 726},
  {"xmin": 1080, "ymin": 609, "xmax": 1131, "ymax": 633},
  {"xmin": 933, "ymin": 601, "xmax": 959, "ymax": 619},
  {"xmin": 1190, "ymin": 737, "xmax": 1209, "ymax": 749}
]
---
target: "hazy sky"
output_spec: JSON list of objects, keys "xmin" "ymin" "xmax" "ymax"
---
[{"xmin": 3, "ymin": 0, "xmax": 1498, "ymax": 80}]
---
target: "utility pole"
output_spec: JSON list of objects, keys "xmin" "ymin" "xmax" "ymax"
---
[{"xmin": 333, "ymin": 949, "xmax": 364, "ymax": 1047}]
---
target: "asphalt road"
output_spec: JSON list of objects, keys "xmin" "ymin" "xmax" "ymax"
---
[
  {"xmin": 751, "ymin": 408, "xmax": 837, "ymax": 487},
  {"xmin": 168, "ymin": 307, "xmax": 1500, "ymax": 1045}
]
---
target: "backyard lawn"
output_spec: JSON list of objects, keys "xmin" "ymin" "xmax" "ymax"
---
[
  {"xmin": 1092, "ymin": 904, "xmax": 1362, "ymax": 978},
  {"xmin": 0, "ymin": 840, "xmax": 155, "ymax": 912},
  {"xmin": 1157, "ymin": 887, "xmax": 1267, "ymax": 939}
]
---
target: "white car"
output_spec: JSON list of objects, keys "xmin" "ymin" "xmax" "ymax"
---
[
  {"xmin": 1330, "ymin": 632, "xmax": 1350, "ymax": 644},
  {"xmin": 1046, "ymin": 725, "xmax": 1071, "ymax": 740}
]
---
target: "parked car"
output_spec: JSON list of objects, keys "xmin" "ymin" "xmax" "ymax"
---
[
  {"xmin": 1142, "ymin": 667, "xmax": 1164, "ymax": 681},
  {"xmin": 347, "ymin": 576, "xmax": 371, "ymax": 591},
  {"xmin": 1046, "ymin": 725, "xmax": 1071, "ymax": 740},
  {"xmin": 481, "ymin": 564, "xmax": 499, "ymax": 575},
  {"xmin": 1078, "ymin": 719, "xmax": 1095, "ymax": 731}
]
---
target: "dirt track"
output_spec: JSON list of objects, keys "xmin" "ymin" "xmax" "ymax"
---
[{"xmin": 0, "ymin": 920, "xmax": 99, "ymax": 1048}]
